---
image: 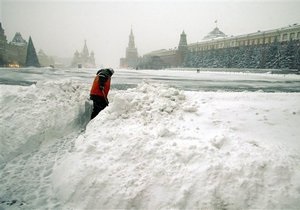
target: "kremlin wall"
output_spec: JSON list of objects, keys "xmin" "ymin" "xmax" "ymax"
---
[{"xmin": 121, "ymin": 24, "xmax": 300, "ymax": 71}]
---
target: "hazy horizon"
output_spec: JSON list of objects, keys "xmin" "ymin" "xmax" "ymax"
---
[{"xmin": 2, "ymin": 0, "xmax": 300, "ymax": 68}]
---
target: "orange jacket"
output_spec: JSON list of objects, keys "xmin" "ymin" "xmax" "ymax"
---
[{"xmin": 90, "ymin": 75, "xmax": 111, "ymax": 97}]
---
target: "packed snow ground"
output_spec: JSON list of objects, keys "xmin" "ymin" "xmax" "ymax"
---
[
  {"xmin": 0, "ymin": 80, "xmax": 91, "ymax": 167},
  {"xmin": 1, "ymin": 78, "xmax": 300, "ymax": 209}
]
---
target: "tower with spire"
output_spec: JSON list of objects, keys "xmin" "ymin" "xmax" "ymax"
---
[
  {"xmin": 120, "ymin": 28, "xmax": 139, "ymax": 69},
  {"xmin": 177, "ymin": 30, "xmax": 188, "ymax": 66},
  {"xmin": 178, "ymin": 30, "xmax": 188, "ymax": 52},
  {"xmin": 82, "ymin": 40, "xmax": 89, "ymax": 60}
]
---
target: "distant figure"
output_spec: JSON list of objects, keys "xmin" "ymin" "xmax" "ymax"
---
[
  {"xmin": 197, "ymin": 69, "xmax": 200, "ymax": 73},
  {"xmin": 90, "ymin": 68, "xmax": 114, "ymax": 119}
]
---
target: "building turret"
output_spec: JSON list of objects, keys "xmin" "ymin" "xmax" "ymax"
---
[
  {"xmin": 128, "ymin": 28, "xmax": 136, "ymax": 48},
  {"xmin": 178, "ymin": 30, "xmax": 188, "ymax": 52},
  {"xmin": 11, "ymin": 32, "xmax": 27, "ymax": 46},
  {"xmin": 176, "ymin": 30, "xmax": 188, "ymax": 67},
  {"xmin": 82, "ymin": 40, "xmax": 89, "ymax": 59}
]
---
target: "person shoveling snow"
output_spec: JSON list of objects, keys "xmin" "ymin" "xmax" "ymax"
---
[{"xmin": 89, "ymin": 68, "xmax": 114, "ymax": 119}]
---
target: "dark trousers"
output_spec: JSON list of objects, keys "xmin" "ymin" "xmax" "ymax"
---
[{"xmin": 90, "ymin": 95, "xmax": 108, "ymax": 119}]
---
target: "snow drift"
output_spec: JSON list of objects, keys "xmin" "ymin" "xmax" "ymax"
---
[
  {"xmin": 53, "ymin": 81, "xmax": 300, "ymax": 209},
  {"xmin": 0, "ymin": 80, "xmax": 91, "ymax": 168}
]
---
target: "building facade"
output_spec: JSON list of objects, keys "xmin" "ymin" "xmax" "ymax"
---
[
  {"xmin": 188, "ymin": 24, "xmax": 300, "ymax": 52},
  {"xmin": 0, "ymin": 22, "xmax": 42, "ymax": 67},
  {"xmin": 138, "ymin": 24, "xmax": 300, "ymax": 70},
  {"xmin": 71, "ymin": 40, "xmax": 96, "ymax": 68},
  {"xmin": 120, "ymin": 29, "xmax": 139, "ymax": 69},
  {"xmin": 185, "ymin": 24, "xmax": 300, "ymax": 70}
]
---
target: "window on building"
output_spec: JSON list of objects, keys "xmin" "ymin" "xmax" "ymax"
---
[
  {"xmin": 265, "ymin": 38, "xmax": 268, "ymax": 44},
  {"xmin": 290, "ymin": 33, "xmax": 295, "ymax": 40},
  {"xmin": 271, "ymin": 37, "xmax": 275, "ymax": 43},
  {"xmin": 259, "ymin": 38, "xmax": 264, "ymax": 44},
  {"xmin": 282, "ymin": 33, "xmax": 288, "ymax": 41}
]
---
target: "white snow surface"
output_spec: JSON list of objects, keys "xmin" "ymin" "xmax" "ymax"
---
[
  {"xmin": 1, "ymin": 79, "xmax": 300, "ymax": 209},
  {"xmin": 0, "ymin": 79, "xmax": 91, "ymax": 167},
  {"xmin": 53, "ymin": 81, "xmax": 300, "ymax": 209}
]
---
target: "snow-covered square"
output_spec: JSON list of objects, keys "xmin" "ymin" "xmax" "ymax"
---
[{"xmin": 0, "ymin": 68, "xmax": 300, "ymax": 209}]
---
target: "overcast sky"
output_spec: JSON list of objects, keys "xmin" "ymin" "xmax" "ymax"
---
[{"xmin": 1, "ymin": 0, "xmax": 300, "ymax": 67}]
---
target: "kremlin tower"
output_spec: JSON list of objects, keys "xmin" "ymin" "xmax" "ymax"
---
[{"xmin": 120, "ymin": 28, "xmax": 139, "ymax": 69}]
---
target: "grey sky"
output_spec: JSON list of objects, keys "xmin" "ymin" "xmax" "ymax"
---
[{"xmin": 1, "ymin": 0, "xmax": 300, "ymax": 67}]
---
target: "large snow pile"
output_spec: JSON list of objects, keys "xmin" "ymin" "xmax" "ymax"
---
[
  {"xmin": 0, "ymin": 79, "xmax": 91, "ymax": 167},
  {"xmin": 53, "ymin": 81, "xmax": 300, "ymax": 209}
]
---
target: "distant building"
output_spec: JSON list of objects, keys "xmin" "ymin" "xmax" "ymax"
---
[
  {"xmin": 0, "ymin": 22, "xmax": 43, "ymax": 67},
  {"xmin": 185, "ymin": 24, "xmax": 300, "ymax": 70},
  {"xmin": 120, "ymin": 28, "xmax": 139, "ymax": 69},
  {"xmin": 0, "ymin": 22, "xmax": 88, "ymax": 68},
  {"xmin": 6, "ymin": 32, "xmax": 28, "ymax": 66},
  {"xmin": 71, "ymin": 40, "xmax": 96, "ymax": 68},
  {"xmin": 139, "ymin": 24, "xmax": 300, "ymax": 70},
  {"xmin": 188, "ymin": 24, "xmax": 300, "ymax": 52}
]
